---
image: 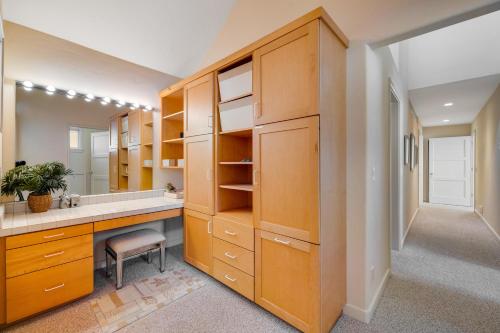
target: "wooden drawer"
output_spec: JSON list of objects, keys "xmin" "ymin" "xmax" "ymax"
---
[
  {"xmin": 213, "ymin": 238, "xmax": 254, "ymax": 276},
  {"xmin": 212, "ymin": 258, "xmax": 254, "ymax": 301},
  {"xmin": 6, "ymin": 234, "xmax": 93, "ymax": 278},
  {"xmin": 6, "ymin": 223, "xmax": 93, "ymax": 249},
  {"xmin": 213, "ymin": 216, "xmax": 254, "ymax": 251},
  {"xmin": 6, "ymin": 257, "xmax": 94, "ymax": 323}
]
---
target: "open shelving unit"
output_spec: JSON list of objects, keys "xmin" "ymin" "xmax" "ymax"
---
[
  {"xmin": 140, "ymin": 110, "xmax": 153, "ymax": 189},
  {"xmin": 215, "ymin": 57, "xmax": 254, "ymax": 224},
  {"xmin": 118, "ymin": 113, "xmax": 129, "ymax": 190},
  {"xmin": 160, "ymin": 87, "xmax": 184, "ymax": 169}
]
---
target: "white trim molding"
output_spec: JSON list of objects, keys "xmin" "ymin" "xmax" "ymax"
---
[
  {"xmin": 401, "ymin": 208, "xmax": 419, "ymax": 248},
  {"xmin": 422, "ymin": 202, "xmax": 473, "ymax": 212},
  {"xmin": 475, "ymin": 209, "xmax": 500, "ymax": 242},
  {"xmin": 343, "ymin": 269, "xmax": 391, "ymax": 323}
]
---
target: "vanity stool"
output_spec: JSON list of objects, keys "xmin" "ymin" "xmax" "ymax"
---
[{"xmin": 105, "ymin": 229, "xmax": 167, "ymax": 289}]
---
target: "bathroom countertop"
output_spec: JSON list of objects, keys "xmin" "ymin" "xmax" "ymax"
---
[{"xmin": 0, "ymin": 196, "xmax": 183, "ymax": 237}]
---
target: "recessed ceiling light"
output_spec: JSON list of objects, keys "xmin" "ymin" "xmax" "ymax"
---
[
  {"xmin": 22, "ymin": 81, "xmax": 34, "ymax": 91},
  {"xmin": 443, "ymin": 119, "xmax": 450, "ymax": 123},
  {"xmin": 130, "ymin": 103, "xmax": 139, "ymax": 110},
  {"xmin": 444, "ymin": 102, "xmax": 453, "ymax": 107},
  {"xmin": 85, "ymin": 94, "xmax": 95, "ymax": 102},
  {"xmin": 116, "ymin": 100, "xmax": 126, "ymax": 108},
  {"xmin": 66, "ymin": 90, "xmax": 76, "ymax": 99},
  {"xmin": 143, "ymin": 105, "xmax": 153, "ymax": 112},
  {"xmin": 46, "ymin": 85, "xmax": 56, "ymax": 95}
]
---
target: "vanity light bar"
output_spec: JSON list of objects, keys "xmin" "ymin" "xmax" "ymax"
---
[{"xmin": 15, "ymin": 80, "xmax": 155, "ymax": 112}]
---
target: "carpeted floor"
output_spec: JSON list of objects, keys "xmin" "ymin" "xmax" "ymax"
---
[
  {"xmin": 334, "ymin": 206, "xmax": 500, "ymax": 333},
  {"xmin": 4, "ymin": 206, "xmax": 500, "ymax": 332}
]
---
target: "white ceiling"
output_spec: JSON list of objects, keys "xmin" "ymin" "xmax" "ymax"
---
[
  {"xmin": 406, "ymin": 10, "xmax": 500, "ymax": 127},
  {"xmin": 4, "ymin": 22, "xmax": 178, "ymax": 108},
  {"xmin": 409, "ymin": 75, "xmax": 500, "ymax": 127},
  {"xmin": 3, "ymin": 0, "xmax": 499, "ymax": 78},
  {"xmin": 2, "ymin": 0, "xmax": 236, "ymax": 78},
  {"xmin": 407, "ymin": 10, "xmax": 500, "ymax": 90}
]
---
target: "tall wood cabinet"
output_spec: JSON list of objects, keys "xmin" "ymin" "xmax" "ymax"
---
[{"xmin": 160, "ymin": 7, "xmax": 347, "ymax": 333}]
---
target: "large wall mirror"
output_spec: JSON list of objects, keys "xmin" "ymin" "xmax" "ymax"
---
[{"xmin": 1, "ymin": 21, "xmax": 181, "ymax": 200}]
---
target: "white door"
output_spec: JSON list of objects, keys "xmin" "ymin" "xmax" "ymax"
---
[
  {"xmin": 90, "ymin": 131, "xmax": 109, "ymax": 194},
  {"xmin": 429, "ymin": 136, "xmax": 472, "ymax": 206}
]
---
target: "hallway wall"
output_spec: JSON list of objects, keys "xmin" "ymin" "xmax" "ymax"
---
[
  {"xmin": 422, "ymin": 124, "xmax": 472, "ymax": 202},
  {"xmin": 472, "ymin": 84, "xmax": 500, "ymax": 237},
  {"xmin": 404, "ymin": 106, "xmax": 420, "ymax": 235}
]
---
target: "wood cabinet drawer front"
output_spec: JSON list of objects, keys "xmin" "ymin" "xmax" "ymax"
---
[
  {"xmin": 6, "ymin": 223, "xmax": 93, "ymax": 249},
  {"xmin": 213, "ymin": 216, "xmax": 254, "ymax": 251},
  {"xmin": 213, "ymin": 238, "xmax": 254, "ymax": 276},
  {"xmin": 6, "ymin": 257, "xmax": 94, "ymax": 323},
  {"xmin": 212, "ymin": 258, "xmax": 254, "ymax": 301},
  {"xmin": 6, "ymin": 234, "xmax": 93, "ymax": 278}
]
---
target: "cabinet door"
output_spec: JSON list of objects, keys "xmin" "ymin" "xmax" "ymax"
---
[
  {"xmin": 253, "ymin": 116, "xmax": 319, "ymax": 243},
  {"xmin": 128, "ymin": 110, "xmax": 141, "ymax": 146},
  {"xmin": 127, "ymin": 145, "xmax": 140, "ymax": 191},
  {"xmin": 255, "ymin": 230, "xmax": 319, "ymax": 333},
  {"xmin": 184, "ymin": 209, "xmax": 212, "ymax": 274},
  {"xmin": 184, "ymin": 73, "xmax": 214, "ymax": 137},
  {"xmin": 253, "ymin": 21, "xmax": 318, "ymax": 125},
  {"xmin": 109, "ymin": 149, "xmax": 118, "ymax": 191},
  {"xmin": 109, "ymin": 117, "xmax": 119, "ymax": 149},
  {"xmin": 184, "ymin": 134, "xmax": 214, "ymax": 215}
]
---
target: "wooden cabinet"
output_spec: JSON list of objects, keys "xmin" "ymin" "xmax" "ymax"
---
[
  {"xmin": 128, "ymin": 110, "xmax": 142, "ymax": 146},
  {"xmin": 253, "ymin": 116, "xmax": 319, "ymax": 243},
  {"xmin": 6, "ymin": 257, "xmax": 93, "ymax": 323},
  {"xmin": 212, "ymin": 258, "xmax": 254, "ymax": 300},
  {"xmin": 255, "ymin": 230, "xmax": 319, "ymax": 332},
  {"xmin": 184, "ymin": 209, "xmax": 213, "ymax": 274},
  {"xmin": 109, "ymin": 149, "xmax": 119, "ymax": 191},
  {"xmin": 253, "ymin": 21, "xmax": 318, "ymax": 125},
  {"xmin": 127, "ymin": 145, "xmax": 140, "ymax": 191},
  {"xmin": 184, "ymin": 134, "xmax": 214, "ymax": 215},
  {"xmin": 184, "ymin": 73, "xmax": 214, "ymax": 137},
  {"xmin": 109, "ymin": 117, "xmax": 119, "ymax": 149}
]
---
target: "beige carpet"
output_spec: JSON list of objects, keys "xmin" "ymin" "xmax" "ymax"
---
[
  {"xmin": 334, "ymin": 206, "xmax": 500, "ymax": 333},
  {"xmin": 4, "ymin": 207, "xmax": 499, "ymax": 332}
]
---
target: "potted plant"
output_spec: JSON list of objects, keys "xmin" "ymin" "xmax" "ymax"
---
[{"xmin": 1, "ymin": 162, "xmax": 72, "ymax": 213}]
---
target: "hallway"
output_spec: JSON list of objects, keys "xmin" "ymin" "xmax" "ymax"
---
[{"xmin": 335, "ymin": 207, "xmax": 500, "ymax": 333}]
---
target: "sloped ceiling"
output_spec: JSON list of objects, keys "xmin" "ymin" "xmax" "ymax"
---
[
  {"xmin": 2, "ymin": 0, "xmax": 236, "ymax": 78},
  {"xmin": 4, "ymin": 0, "xmax": 499, "ymax": 79}
]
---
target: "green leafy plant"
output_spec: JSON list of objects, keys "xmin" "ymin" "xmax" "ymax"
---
[{"xmin": 1, "ymin": 162, "xmax": 72, "ymax": 201}]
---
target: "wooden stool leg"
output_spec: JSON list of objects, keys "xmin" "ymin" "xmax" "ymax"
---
[
  {"xmin": 147, "ymin": 251, "xmax": 153, "ymax": 264},
  {"xmin": 160, "ymin": 241, "xmax": 166, "ymax": 273},
  {"xmin": 116, "ymin": 255, "xmax": 124, "ymax": 289},
  {"xmin": 105, "ymin": 250, "xmax": 112, "ymax": 277}
]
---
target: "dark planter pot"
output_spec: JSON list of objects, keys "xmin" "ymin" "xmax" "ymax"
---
[{"xmin": 27, "ymin": 193, "xmax": 52, "ymax": 213}]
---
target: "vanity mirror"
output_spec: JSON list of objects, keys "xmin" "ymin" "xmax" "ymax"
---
[{"xmin": 1, "ymin": 21, "xmax": 180, "ymax": 200}]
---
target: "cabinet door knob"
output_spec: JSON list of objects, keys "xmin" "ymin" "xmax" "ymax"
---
[
  {"xmin": 253, "ymin": 102, "xmax": 261, "ymax": 119},
  {"xmin": 224, "ymin": 230, "xmax": 237, "ymax": 236},
  {"xmin": 224, "ymin": 252, "xmax": 237, "ymax": 259},
  {"xmin": 44, "ymin": 251, "xmax": 65, "ymax": 258},
  {"xmin": 273, "ymin": 237, "xmax": 291, "ymax": 245},
  {"xmin": 224, "ymin": 274, "xmax": 237, "ymax": 282},
  {"xmin": 44, "ymin": 283, "xmax": 65, "ymax": 292}
]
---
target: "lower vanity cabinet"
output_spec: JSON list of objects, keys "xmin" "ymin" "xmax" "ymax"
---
[
  {"xmin": 255, "ymin": 229, "xmax": 320, "ymax": 333},
  {"xmin": 3, "ymin": 224, "xmax": 94, "ymax": 323},
  {"xmin": 183, "ymin": 209, "xmax": 213, "ymax": 274}
]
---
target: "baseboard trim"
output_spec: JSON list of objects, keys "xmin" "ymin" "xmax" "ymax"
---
[
  {"xmin": 343, "ymin": 268, "xmax": 391, "ymax": 323},
  {"xmin": 422, "ymin": 202, "xmax": 473, "ymax": 212},
  {"xmin": 475, "ymin": 209, "xmax": 500, "ymax": 242},
  {"xmin": 401, "ymin": 208, "xmax": 419, "ymax": 248}
]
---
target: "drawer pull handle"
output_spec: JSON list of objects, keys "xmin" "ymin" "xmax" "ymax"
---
[
  {"xmin": 44, "ymin": 283, "xmax": 65, "ymax": 292},
  {"xmin": 44, "ymin": 251, "xmax": 65, "ymax": 258},
  {"xmin": 43, "ymin": 232, "xmax": 64, "ymax": 239},
  {"xmin": 224, "ymin": 274, "xmax": 237, "ymax": 282},
  {"xmin": 224, "ymin": 230, "xmax": 236, "ymax": 236},
  {"xmin": 273, "ymin": 237, "xmax": 291, "ymax": 245},
  {"xmin": 224, "ymin": 252, "xmax": 237, "ymax": 259}
]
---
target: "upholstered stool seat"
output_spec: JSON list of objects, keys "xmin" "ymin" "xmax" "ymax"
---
[{"xmin": 105, "ymin": 229, "xmax": 166, "ymax": 289}]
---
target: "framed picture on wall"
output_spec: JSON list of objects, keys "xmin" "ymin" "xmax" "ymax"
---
[
  {"xmin": 410, "ymin": 133, "xmax": 416, "ymax": 171},
  {"xmin": 404, "ymin": 135, "xmax": 410, "ymax": 165}
]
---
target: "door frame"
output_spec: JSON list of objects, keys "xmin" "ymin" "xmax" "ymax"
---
[{"xmin": 389, "ymin": 81, "xmax": 403, "ymax": 251}]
